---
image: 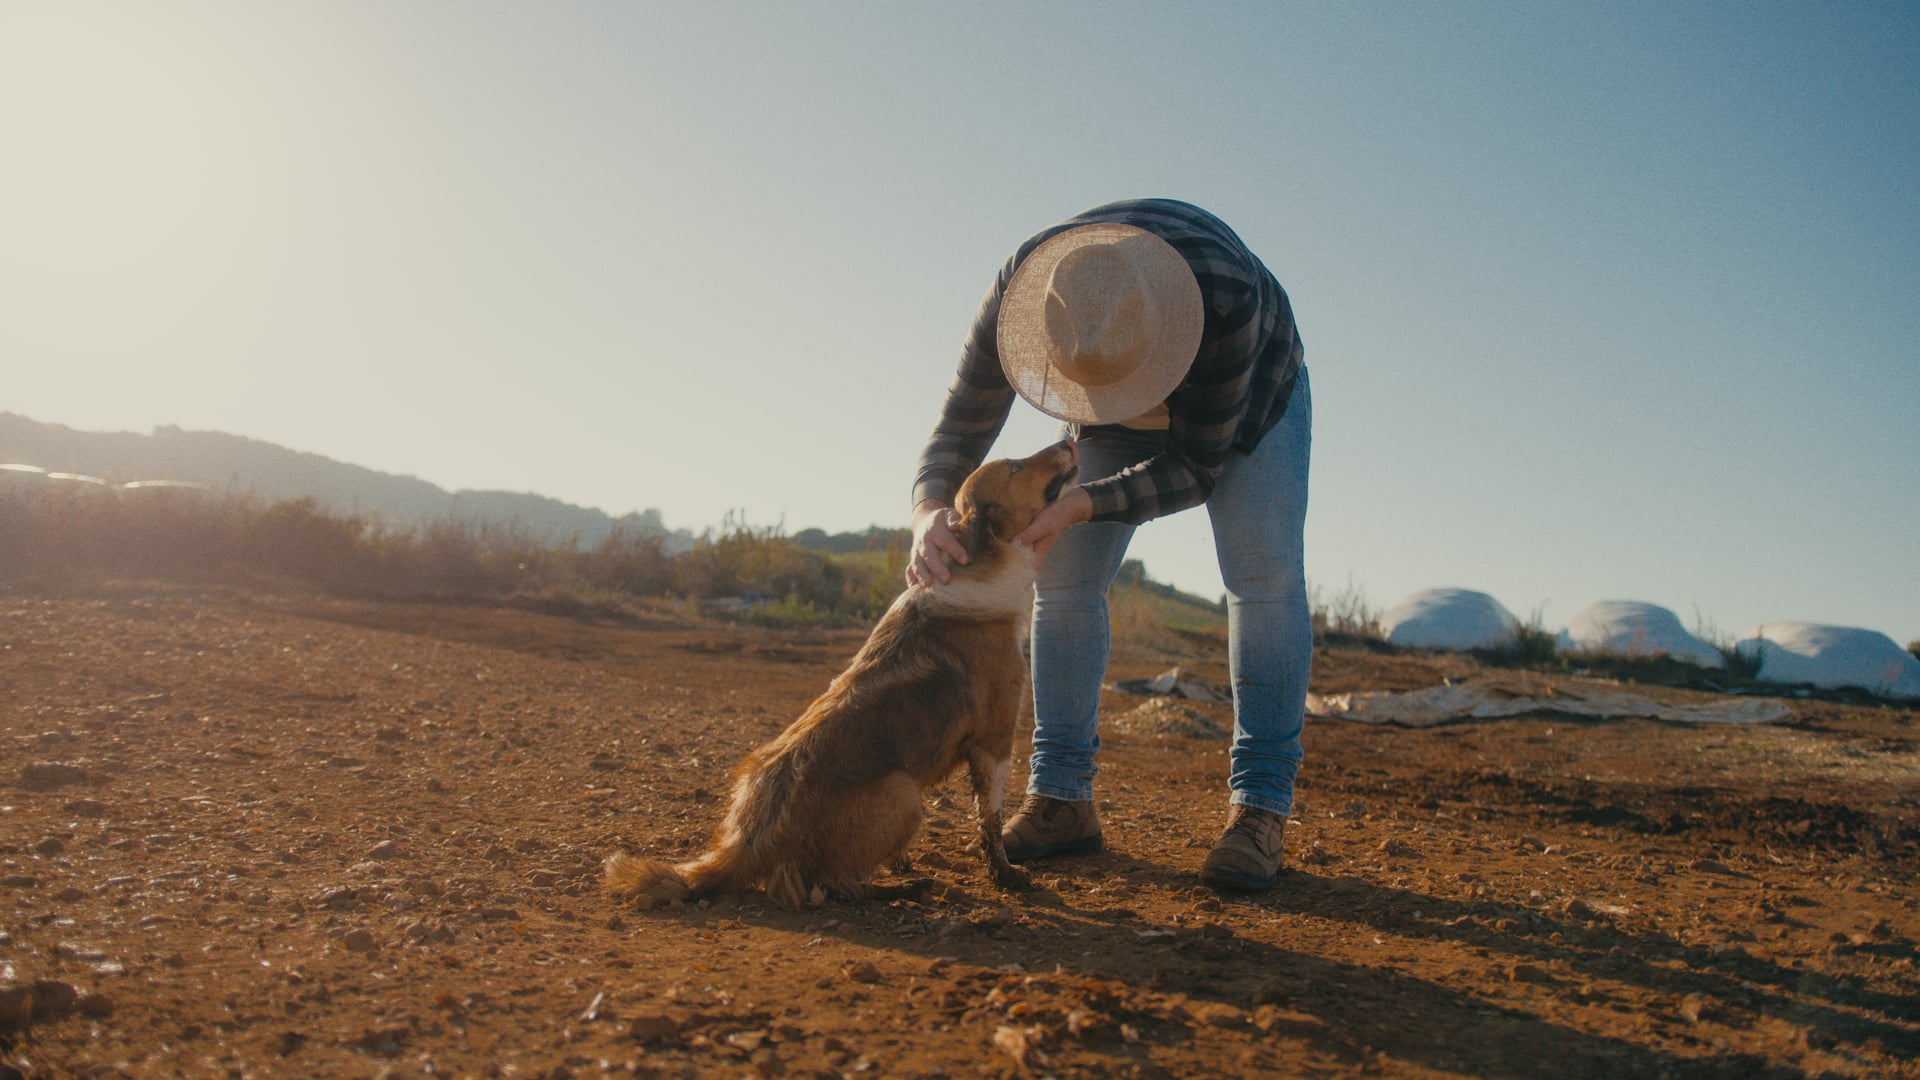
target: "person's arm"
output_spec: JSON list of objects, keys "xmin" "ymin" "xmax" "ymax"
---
[
  {"xmin": 908, "ymin": 274, "xmax": 1018, "ymax": 584},
  {"xmin": 1072, "ymin": 341, "xmax": 1255, "ymax": 526}
]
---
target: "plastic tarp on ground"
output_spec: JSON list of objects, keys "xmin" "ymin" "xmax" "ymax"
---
[
  {"xmin": 1381, "ymin": 588, "xmax": 1519, "ymax": 651},
  {"xmin": 1736, "ymin": 623, "xmax": 1920, "ymax": 701},
  {"xmin": 1306, "ymin": 676, "xmax": 1792, "ymax": 727},
  {"xmin": 1559, "ymin": 600, "xmax": 1725, "ymax": 668},
  {"xmin": 1110, "ymin": 668, "xmax": 1795, "ymax": 728}
]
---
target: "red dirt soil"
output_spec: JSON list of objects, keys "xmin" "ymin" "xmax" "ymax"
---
[{"xmin": 3, "ymin": 587, "xmax": 1916, "ymax": 1078}]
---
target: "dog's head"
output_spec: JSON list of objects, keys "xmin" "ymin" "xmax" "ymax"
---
[{"xmin": 951, "ymin": 440, "xmax": 1080, "ymax": 558}]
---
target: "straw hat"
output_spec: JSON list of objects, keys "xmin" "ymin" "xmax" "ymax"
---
[{"xmin": 998, "ymin": 222, "xmax": 1204, "ymax": 425}]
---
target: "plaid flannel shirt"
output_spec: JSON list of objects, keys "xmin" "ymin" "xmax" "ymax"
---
[{"xmin": 912, "ymin": 199, "xmax": 1304, "ymax": 525}]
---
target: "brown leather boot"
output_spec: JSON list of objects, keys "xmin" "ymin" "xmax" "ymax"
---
[
  {"xmin": 1199, "ymin": 804, "xmax": 1287, "ymax": 889},
  {"xmin": 1000, "ymin": 794, "xmax": 1103, "ymax": 863}
]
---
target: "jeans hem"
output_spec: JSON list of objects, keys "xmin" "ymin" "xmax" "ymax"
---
[
  {"xmin": 1230, "ymin": 792, "xmax": 1294, "ymax": 817},
  {"xmin": 1026, "ymin": 780, "xmax": 1096, "ymax": 803}
]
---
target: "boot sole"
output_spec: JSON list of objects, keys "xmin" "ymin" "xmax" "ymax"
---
[
  {"xmin": 1200, "ymin": 864, "xmax": 1280, "ymax": 891},
  {"xmin": 1004, "ymin": 833, "xmax": 1105, "ymax": 864}
]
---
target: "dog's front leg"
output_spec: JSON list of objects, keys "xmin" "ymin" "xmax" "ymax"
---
[{"xmin": 967, "ymin": 753, "xmax": 1031, "ymax": 892}]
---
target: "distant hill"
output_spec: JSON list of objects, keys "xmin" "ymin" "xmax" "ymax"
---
[{"xmin": 0, "ymin": 412, "xmax": 691, "ymax": 550}]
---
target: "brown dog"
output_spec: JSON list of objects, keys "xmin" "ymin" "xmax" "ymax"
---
[{"xmin": 603, "ymin": 441, "xmax": 1080, "ymax": 908}]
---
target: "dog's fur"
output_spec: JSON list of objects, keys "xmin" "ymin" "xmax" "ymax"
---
[{"xmin": 603, "ymin": 441, "xmax": 1080, "ymax": 908}]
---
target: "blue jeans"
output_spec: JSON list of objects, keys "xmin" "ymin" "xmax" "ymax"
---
[{"xmin": 1028, "ymin": 367, "xmax": 1312, "ymax": 816}]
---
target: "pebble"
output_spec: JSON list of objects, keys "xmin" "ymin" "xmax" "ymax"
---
[
  {"xmin": 1508, "ymin": 963, "xmax": 1553, "ymax": 984},
  {"xmin": 627, "ymin": 1014, "xmax": 679, "ymax": 1043},
  {"xmin": 846, "ymin": 961, "xmax": 882, "ymax": 984},
  {"xmin": 62, "ymin": 799, "xmax": 109, "ymax": 817},
  {"xmin": 19, "ymin": 762, "xmax": 88, "ymax": 791},
  {"xmin": 26, "ymin": 979, "xmax": 81, "ymax": 1021},
  {"xmin": 342, "ymin": 929, "xmax": 377, "ymax": 952},
  {"xmin": 0, "ymin": 986, "xmax": 30, "ymax": 1031},
  {"xmin": 366, "ymin": 840, "xmax": 403, "ymax": 860},
  {"xmin": 271, "ymin": 1030, "xmax": 308, "ymax": 1056}
]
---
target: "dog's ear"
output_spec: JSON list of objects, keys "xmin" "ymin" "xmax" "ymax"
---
[
  {"xmin": 952, "ymin": 481, "xmax": 1016, "ymax": 556},
  {"xmin": 953, "ymin": 502, "xmax": 1007, "ymax": 557}
]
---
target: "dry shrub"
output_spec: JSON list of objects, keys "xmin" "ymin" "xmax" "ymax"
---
[{"xmin": 1310, "ymin": 576, "xmax": 1382, "ymax": 641}]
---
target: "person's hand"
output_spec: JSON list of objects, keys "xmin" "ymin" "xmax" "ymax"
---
[
  {"xmin": 907, "ymin": 499, "xmax": 967, "ymax": 586},
  {"xmin": 1012, "ymin": 487, "xmax": 1093, "ymax": 560}
]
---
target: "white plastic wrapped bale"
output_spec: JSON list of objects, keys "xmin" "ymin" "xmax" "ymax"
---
[
  {"xmin": 1380, "ymin": 588, "xmax": 1520, "ymax": 651},
  {"xmin": 1736, "ymin": 623, "xmax": 1920, "ymax": 700},
  {"xmin": 1560, "ymin": 600, "xmax": 1725, "ymax": 668}
]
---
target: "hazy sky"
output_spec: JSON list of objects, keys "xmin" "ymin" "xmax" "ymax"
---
[{"xmin": 4, "ymin": 2, "xmax": 1916, "ymax": 645}]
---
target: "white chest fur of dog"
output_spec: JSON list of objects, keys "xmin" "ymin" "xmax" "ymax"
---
[{"xmin": 906, "ymin": 542, "xmax": 1039, "ymax": 623}]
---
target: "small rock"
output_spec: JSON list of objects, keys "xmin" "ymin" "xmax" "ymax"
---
[
  {"xmin": 1679, "ymin": 994, "xmax": 1712, "ymax": 1024},
  {"xmin": 725, "ymin": 1029, "xmax": 768, "ymax": 1051},
  {"xmin": 19, "ymin": 762, "xmax": 88, "ymax": 791},
  {"xmin": 1186, "ymin": 1000, "xmax": 1245, "ymax": 1027},
  {"xmin": 0, "ymin": 986, "xmax": 32, "ymax": 1032},
  {"xmin": 29, "ymin": 979, "xmax": 81, "ymax": 1022},
  {"xmin": 342, "ymin": 929, "xmax": 377, "ymax": 952},
  {"xmin": 1508, "ymin": 963, "xmax": 1553, "ymax": 985},
  {"xmin": 1251, "ymin": 976, "xmax": 1296, "ymax": 1006},
  {"xmin": 272, "ymin": 1030, "xmax": 307, "ymax": 1056},
  {"xmin": 845, "ymin": 961, "xmax": 882, "ymax": 984},
  {"xmin": 35, "ymin": 837, "xmax": 67, "ymax": 856},
  {"xmin": 627, "ymin": 1013, "xmax": 679, "ymax": 1043},
  {"xmin": 992, "ymin": 1024, "xmax": 1035, "ymax": 1067},
  {"xmin": 1378, "ymin": 837, "xmax": 1418, "ymax": 857},
  {"xmin": 366, "ymin": 840, "xmax": 402, "ymax": 861},
  {"xmin": 352, "ymin": 1025, "xmax": 407, "ymax": 1054},
  {"xmin": 63, "ymin": 799, "xmax": 109, "ymax": 818},
  {"xmin": 1802, "ymin": 1026, "xmax": 1839, "ymax": 1051},
  {"xmin": 53, "ymin": 886, "xmax": 89, "ymax": 904},
  {"xmin": 312, "ymin": 886, "xmax": 360, "ymax": 910},
  {"xmin": 0, "ymin": 875, "xmax": 40, "ymax": 890}
]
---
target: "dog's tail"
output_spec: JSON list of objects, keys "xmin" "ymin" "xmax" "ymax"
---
[
  {"xmin": 602, "ymin": 846, "xmax": 741, "ymax": 907},
  {"xmin": 603, "ymin": 746, "xmax": 802, "ymax": 907}
]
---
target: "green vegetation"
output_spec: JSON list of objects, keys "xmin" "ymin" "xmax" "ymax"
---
[
  {"xmin": 0, "ymin": 488, "xmax": 902, "ymax": 626},
  {"xmin": 0, "ymin": 488, "xmax": 1214, "ymax": 637},
  {"xmin": 11, "ymin": 485, "xmax": 1890, "ymax": 701}
]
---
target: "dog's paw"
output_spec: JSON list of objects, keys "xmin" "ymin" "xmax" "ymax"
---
[{"xmin": 993, "ymin": 863, "xmax": 1033, "ymax": 892}]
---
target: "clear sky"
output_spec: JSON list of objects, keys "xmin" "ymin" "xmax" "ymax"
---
[{"xmin": 4, "ymin": 2, "xmax": 1916, "ymax": 646}]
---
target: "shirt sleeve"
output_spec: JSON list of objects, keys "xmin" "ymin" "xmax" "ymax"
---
[
  {"xmin": 1076, "ymin": 328, "xmax": 1255, "ymax": 525},
  {"xmin": 911, "ymin": 275, "xmax": 1018, "ymax": 510}
]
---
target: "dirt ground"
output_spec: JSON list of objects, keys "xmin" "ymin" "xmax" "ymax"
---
[{"xmin": 3, "ymin": 586, "xmax": 1916, "ymax": 1079}]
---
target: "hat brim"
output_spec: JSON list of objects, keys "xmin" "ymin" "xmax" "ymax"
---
[{"xmin": 998, "ymin": 222, "xmax": 1204, "ymax": 425}]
